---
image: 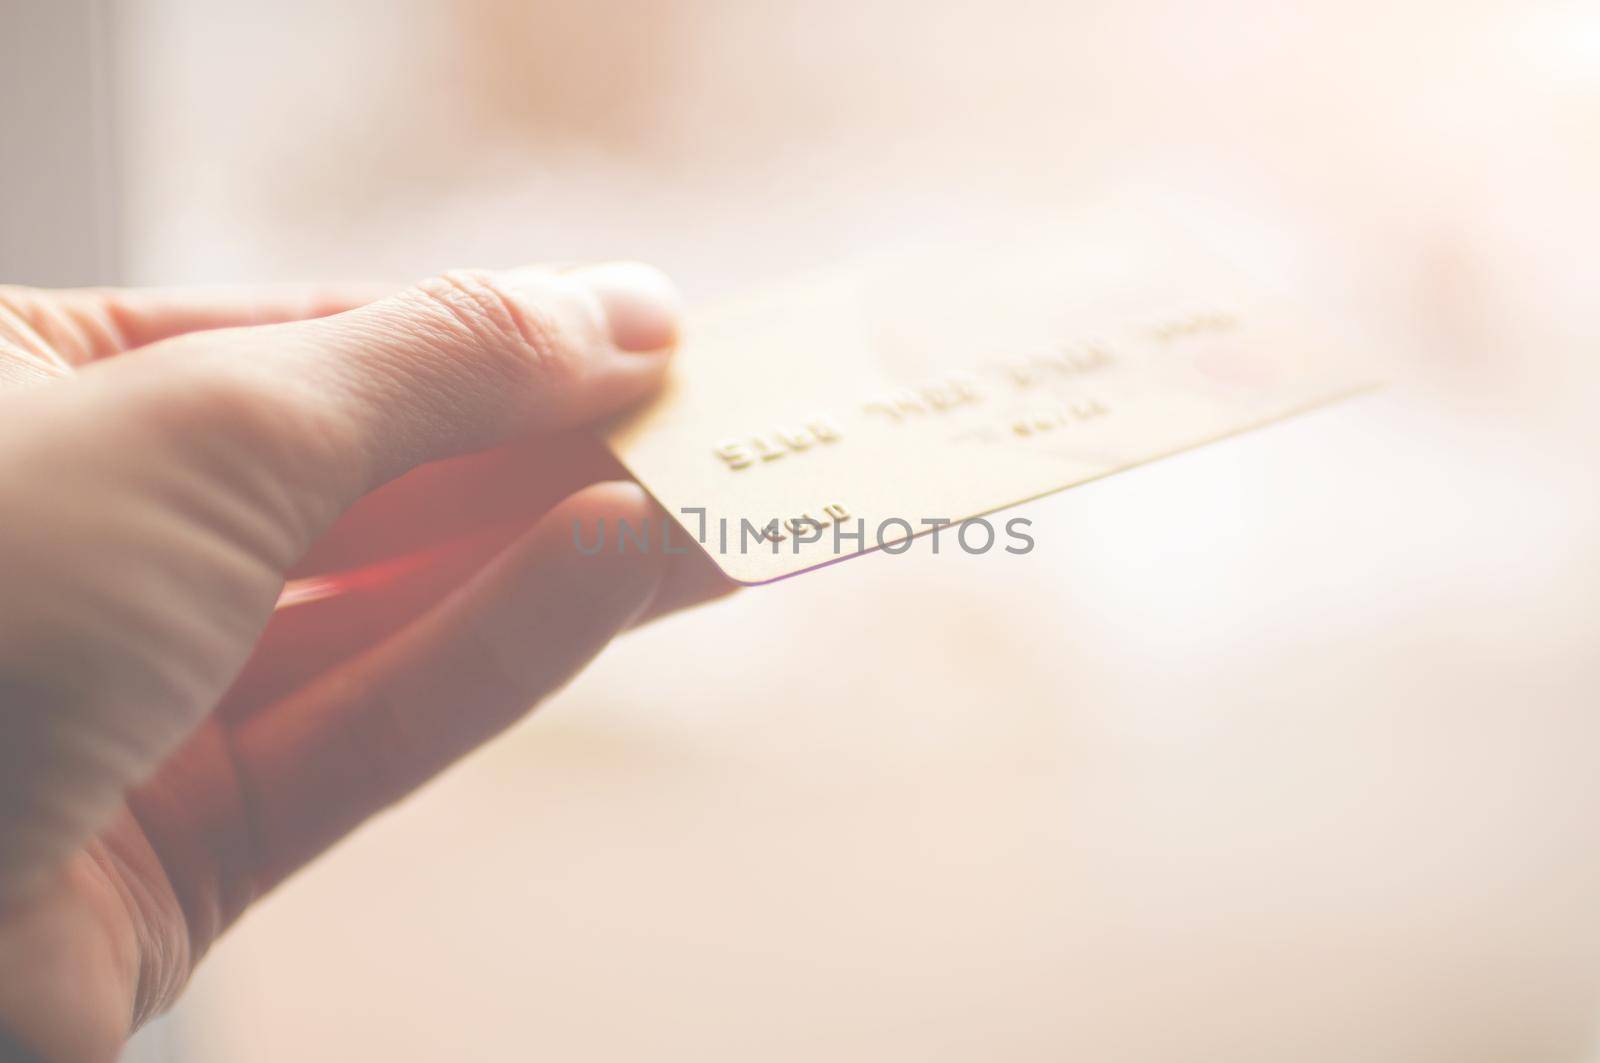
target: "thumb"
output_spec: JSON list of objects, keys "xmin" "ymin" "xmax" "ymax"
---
[
  {"xmin": 51, "ymin": 261, "xmax": 681, "ymax": 588},
  {"xmin": 125, "ymin": 261, "xmax": 679, "ymax": 530},
  {"xmin": 0, "ymin": 262, "xmax": 678, "ymax": 895}
]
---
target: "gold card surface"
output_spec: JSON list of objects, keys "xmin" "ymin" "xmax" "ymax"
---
[{"xmin": 604, "ymin": 207, "xmax": 1375, "ymax": 584}]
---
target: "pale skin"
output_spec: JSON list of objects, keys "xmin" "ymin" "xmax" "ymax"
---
[{"xmin": 0, "ymin": 264, "xmax": 730, "ymax": 1061}]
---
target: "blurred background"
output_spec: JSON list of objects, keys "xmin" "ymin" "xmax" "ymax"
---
[{"xmin": 7, "ymin": 0, "xmax": 1600, "ymax": 1059}]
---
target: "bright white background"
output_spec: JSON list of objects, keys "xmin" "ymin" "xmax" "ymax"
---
[{"xmin": 46, "ymin": 0, "xmax": 1600, "ymax": 1058}]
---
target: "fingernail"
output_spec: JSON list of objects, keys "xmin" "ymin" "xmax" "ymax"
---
[{"xmin": 568, "ymin": 261, "xmax": 682, "ymax": 353}]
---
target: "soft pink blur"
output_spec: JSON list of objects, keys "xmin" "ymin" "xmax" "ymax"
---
[{"xmin": 119, "ymin": 1, "xmax": 1600, "ymax": 1060}]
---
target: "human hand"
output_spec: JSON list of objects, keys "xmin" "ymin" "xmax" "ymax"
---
[{"xmin": 0, "ymin": 266, "xmax": 727, "ymax": 1061}]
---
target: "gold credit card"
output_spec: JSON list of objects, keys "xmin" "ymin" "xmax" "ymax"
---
[{"xmin": 603, "ymin": 206, "xmax": 1377, "ymax": 584}]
